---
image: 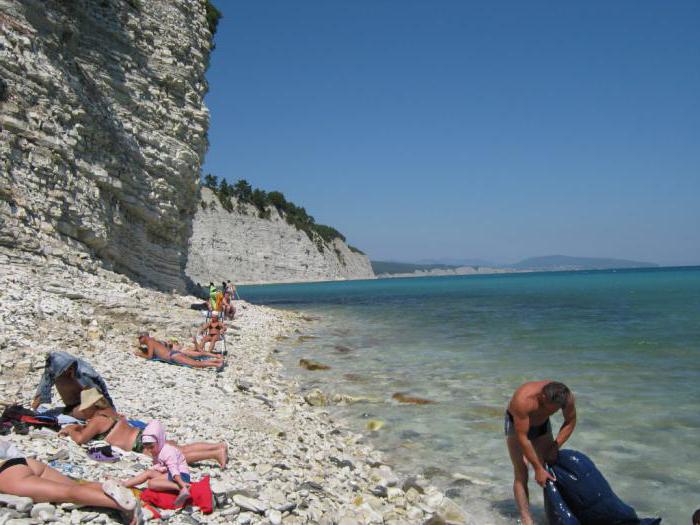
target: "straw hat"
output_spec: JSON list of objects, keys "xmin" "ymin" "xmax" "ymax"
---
[{"xmin": 78, "ymin": 388, "xmax": 107, "ymax": 412}]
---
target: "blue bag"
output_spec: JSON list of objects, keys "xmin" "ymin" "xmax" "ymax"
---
[
  {"xmin": 546, "ymin": 449, "xmax": 661, "ymax": 525},
  {"xmin": 544, "ymin": 479, "xmax": 580, "ymax": 525}
]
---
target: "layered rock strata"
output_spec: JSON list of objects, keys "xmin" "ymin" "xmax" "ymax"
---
[
  {"xmin": 186, "ymin": 188, "xmax": 375, "ymax": 285},
  {"xmin": 0, "ymin": 0, "xmax": 212, "ymax": 291}
]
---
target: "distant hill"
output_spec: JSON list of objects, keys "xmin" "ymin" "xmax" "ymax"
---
[
  {"xmin": 416, "ymin": 257, "xmax": 499, "ymax": 268},
  {"xmin": 371, "ymin": 261, "xmax": 458, "ymax": 275},
  {"xmin": 511, "ymin": 255, "xmax": 658, "ymax": 271}
]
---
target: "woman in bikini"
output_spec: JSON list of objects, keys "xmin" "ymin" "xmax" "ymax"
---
[
  {"xmin": 136, "ymin": 333, "xmax": 223, "ymax": 369},
  {"xmin": 196, "ymin": 313, "xmax": 227, "ymax": 353},
  {"xmin": 59, "ymin": 389, "xmax": 228, "ymax": 468},
  {"xmin": 0, "ymin": 444, "xmax": 142, "ymax": 524}
]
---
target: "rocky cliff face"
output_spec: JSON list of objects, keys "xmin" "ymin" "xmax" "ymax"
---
[
  {"xmin": 0, "ymin": 0, "xmax": 212, "ymax": 291},
  {"xmin": 186, "ymin": 189, "xmax": 375, "ymax": 285}
]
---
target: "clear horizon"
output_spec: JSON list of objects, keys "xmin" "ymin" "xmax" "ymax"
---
[{"xmin": 203, "ymin": 1, "xmax": 700, "ymax": 267}]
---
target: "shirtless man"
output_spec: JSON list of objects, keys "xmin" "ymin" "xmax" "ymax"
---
[
  {"xmin": 505, "ymin": 381, "xmax": 576, "ymax": 525},
  {"xmin": 136, "ymin": 333, "xmax": 223, "ymax": 369}
]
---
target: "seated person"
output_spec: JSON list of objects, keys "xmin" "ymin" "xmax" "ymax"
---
[
  {"xmin": 195, "ymin": 313, "xmax": 227, "ymax": 353},
  {"xmin": 0, "ymin": 443, "xmax": 141, "ymax": 524},
  {"xmin": 31, "ymin": 352, "xmax": 114, "ymax": 417},
  {"xmin": 136, "ymin": 333, "xmax": 223, "ymax": 369},
  {"xmin": 221, "ymin": 291, "xmax": 235, "ymax": 320},
  {"xmin": 59, "ymin": 389, "xmax": 228, "ymax": 468},
  {"xmin": 121, "ymin": 421, "xmax": 192, "ymax": 506}
]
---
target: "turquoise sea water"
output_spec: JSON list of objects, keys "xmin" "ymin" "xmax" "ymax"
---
[{"xmin": 240, "ymin": 268, "xmax": 700, "ymax": 524}]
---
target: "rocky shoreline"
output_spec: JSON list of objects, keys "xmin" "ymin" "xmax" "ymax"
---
[{"xmin": 0, "ymin": 253, "xmax": 469, "ymax": 525}]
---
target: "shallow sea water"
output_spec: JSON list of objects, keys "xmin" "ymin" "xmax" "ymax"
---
[{"xmin": 241, "ymin": 268, "xmax": 700, "ymax": 524}]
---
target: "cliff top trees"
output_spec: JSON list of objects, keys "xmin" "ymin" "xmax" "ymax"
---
[{"xmin": 200, "ymin": 175, "xmax": 348, "ymax": 251}]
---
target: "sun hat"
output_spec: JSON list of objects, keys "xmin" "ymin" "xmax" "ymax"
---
[
  {"xmin": 78, "ymin": 388, "xmax": 107, "ymax": 412},
  {"xmin": 141, "ymin": 435, "xmax": 157, "ymax": 444}
]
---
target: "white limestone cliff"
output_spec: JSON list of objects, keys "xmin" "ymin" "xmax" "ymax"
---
[
  {"xmin": 0, "ymin": 0, "xmax": 213, "ymax": 291},
  {"xmin": 186, "ymin": 188, "xmax": 375, "ymax": 285}
]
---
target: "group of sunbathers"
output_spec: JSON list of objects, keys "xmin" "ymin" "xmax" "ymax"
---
[
  {"xmin": 0, "ymin": 280, "xmax": 238, "ymax": 525},
  {"xmin": 135, "ymin": 281, "xmax": 236, "ymax": 370}
]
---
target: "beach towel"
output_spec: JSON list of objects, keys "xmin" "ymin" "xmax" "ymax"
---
[
  {"xmin": 545, "ymin": 449, "xmax": 661, "ymax": 525},
  {"xmin": 140, "ymin": 476, "xmax": 213, "ymax": 514}
]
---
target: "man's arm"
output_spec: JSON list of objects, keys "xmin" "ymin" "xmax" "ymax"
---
[
  {"xmin": 145, "ymin": 340, "xmax": 156, "ymax": 359},
  {"xmin": 512, "ymin": 410, "xmax": 555, "ymax": 487},
  {"xmin": 33, "ymin": 359, "xmax": 55, "ymax": 408},
  {"xmin": 554, "ymin": 394, "xmax": 577, "ymax": 448}
]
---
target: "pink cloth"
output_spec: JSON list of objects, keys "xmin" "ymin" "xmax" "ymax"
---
[{"xmin": 142, "ymin": 420, "xmax": 189, "ymax": 478}]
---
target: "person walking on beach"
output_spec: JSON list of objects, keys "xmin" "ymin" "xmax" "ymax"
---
[{"xmin": 505, "ymin": 381, "xmax": 576, "ymax": 525}]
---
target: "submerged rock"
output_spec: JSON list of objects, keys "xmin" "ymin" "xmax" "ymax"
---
[
  {"xmin": 392, "ymin": 392, "xmax": 437, "ymax": 405},
  {"xmin": 366, "ymin": 419, "xmax": 385, "ymax": 431},
  {"xmin": 299, "ymin": 358, "xmax": 331, "ymax": 371},
  {"xmin": 304, "ymin": 388, "xmax": 328, "ymax": 406}
]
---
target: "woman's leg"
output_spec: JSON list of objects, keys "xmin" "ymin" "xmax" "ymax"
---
[
  {"xmin": 207, "ymin": 335, "xmax": 221, "ymax": 353},
  {"xmin": 25, "ymin": 459, "xmax": 103, "ymax": 489},
  {"xmin": 0, "ymin": 464, "xmax": 121, "ymax": 510},
  {"xmin": 179, "ymin": 442, "xmax": 228, "ymax": 467}
]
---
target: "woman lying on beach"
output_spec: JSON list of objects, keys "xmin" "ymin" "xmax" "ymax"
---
[
  {"xmin": 0, "ymin": 442, "xmax": 142, "ymax": 524},
  {"xmin": 59, "ymin": 389, "xmax": 228, "ymax": 467},
  {"xmin": 136, "ymin": 333, "xmax": 224, "ymax": 369},
  {"xmin": 121, "ymin": 421, "xmax": 192, "ymax": 506}
]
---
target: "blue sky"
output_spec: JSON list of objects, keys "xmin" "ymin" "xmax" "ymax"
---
[{"xmin": 203, "ymin": 1, "xmax": 700, "ymax": 266}]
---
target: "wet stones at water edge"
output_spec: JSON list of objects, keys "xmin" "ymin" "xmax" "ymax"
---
[
  {"xmin": 299, "ymin": 358, "xmax": 331, "ymax": 371},
  {"xmin": 392, "ymin": 392, "xmax": 437, "ymax": 404}
]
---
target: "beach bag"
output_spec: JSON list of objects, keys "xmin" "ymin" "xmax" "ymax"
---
[{"xmin": 547, "ymin": 449, "xmax": 661, "ymax": 525}]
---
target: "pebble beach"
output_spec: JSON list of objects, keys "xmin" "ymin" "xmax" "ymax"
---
[{"xmin": 0, "ymin": 254, "xmax": 466, "ymax": 525}]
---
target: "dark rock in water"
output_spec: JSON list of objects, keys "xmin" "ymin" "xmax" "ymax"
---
[
  {"xmin": 297, "ymin": 335, "xmax": 318, "ymax": 342},
  {"xmin": 422, "ymin": 466, "xmax": 449, "ymax": 479},
  {"xmin": 444, "ymin": 488, "xmax": 461, "ymax": 499},
  {"xmin": 423, "ymin": 515, "xmax": 447, "ymax": 525},
  {"xmin": 449, "ymin": 477, "xmax": 474, "ymax": 487},
  {"xmin": 334, "ymin": 344, "xmax": 353, "ymax": 353},
  {"xmin": 275, "ymin": 335, "xmax": 289, "ymax": 341},
  {"xmin": 299, "ymin": 358, "xmax": 330, "ymax": 371},
  {"xmin": 343, "ymin": 373, "xmax": 364, "ymax": 382},
  {"xmin": 392, "ymin": 392, "xmax": 437, "ymax": 405},
  {"xmin": 402, "ymin": 476, "xmax": 425, "ymax": 494},
  {"xmin": 371, "ymin": 485, "xmax": 388, "ymax": 498},
  {"xmin": 399, "ymin": 429, "xmax": 422, "ymax": 440},
  {"xmin": 301, "ymin": 316, "xmax": 318, "ymax": 322}
]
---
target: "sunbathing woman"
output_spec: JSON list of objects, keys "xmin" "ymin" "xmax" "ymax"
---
[
  {"xmin": 0, "ymin": 445, "xmax": 142, "ymax": 524},
  {"xmin": 136, "ymin": 333, "xmax": 223, "ymax": 369},
  {"xmin": 59, "ymin": 389, "xmax": 228, "ymax": 468},
  {"xmin": 195, "ymin": 313, "xmax": 227, "ymax": 353}
]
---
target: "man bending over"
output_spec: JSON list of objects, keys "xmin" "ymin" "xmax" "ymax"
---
[{"xmin": 505, "ymin": 381, "xmax": 576, "ymax": 525}]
